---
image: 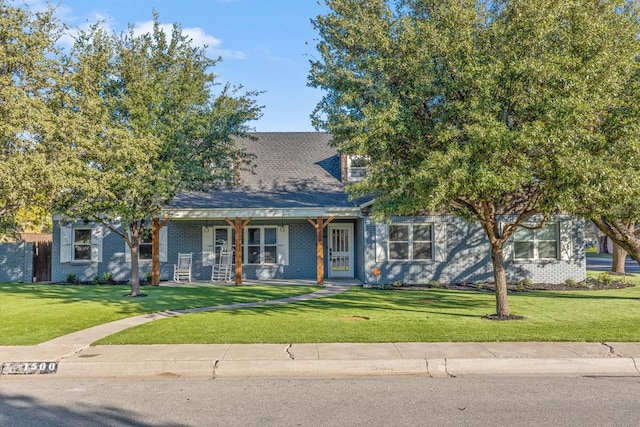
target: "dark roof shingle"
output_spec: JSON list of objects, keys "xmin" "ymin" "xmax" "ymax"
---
[{"xmin": 170, "ymin": 132, "xmax": 357, "ymax": 210}]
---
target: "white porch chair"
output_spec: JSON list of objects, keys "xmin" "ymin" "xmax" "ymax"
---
[
  {"xmin": 211, "ymin": 251, "xmax": 233, "ymax": 282},
  {"xmin": 173, "ymin": 252, "xmax": 192, "ymax": 283}
]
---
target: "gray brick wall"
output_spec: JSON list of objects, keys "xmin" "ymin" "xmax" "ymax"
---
[
  {"xmin": 52, "ymin": 215, "xmax": 585, "ymax": 285},
  {"xmin": 0, "ymin": 242, "xmax": 34, "ymax": 283},
  {"xmin": 52, "ymin": 218, "xmax": 339, "ymax": 282},
  {"xmin": 362, "ymin": 215, "xmax": 586, "ymax": 285}
]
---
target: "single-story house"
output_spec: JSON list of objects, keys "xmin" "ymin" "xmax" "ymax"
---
[{"xmin": 50, "ymin": 132, "xmax": 586, "ymax": 285}]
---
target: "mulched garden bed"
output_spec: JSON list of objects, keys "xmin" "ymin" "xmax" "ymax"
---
[{"xmin": 370, "ymin": 276, "xmax": 634, "ymax": 292}]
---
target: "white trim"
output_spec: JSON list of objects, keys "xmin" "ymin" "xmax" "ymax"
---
[
  {"xmin": 202, "ymin": 226, "xmax": 215, "ymax": 266},
  {"xmin": 159, "ymin": 226, "xmax": 168, "ymax": 263},
  {"xmin": 91, "ymin": 226, "xmax": 104, "ymax": 263},
  {"xmin": 164, "ymin": 207, "xmax": 361, "ymax": 220},
  {"xmin": 60, "ymin": 226, "xmax": 72, "ymax": 263},
  {"xmin": 245, "ymin": 225, "xmax": 280, "ymax": 265},
  {"xmin": 375, "ymin": 223, "xmax": 388, "ymax": 262},
  {"xmin": 277, "ymin": 225, "xmax": 289, "ymax": 265},
  {"xmin": 387, "ymin": 222, "xmax": 435, "ymax": 261},
  {"xmin": 328, "ymin": 223, "xmax": 354, "ymax": 278},
  {"xmin": 513, "ymin": 222, "xmax": 560, "ymax": 261}
]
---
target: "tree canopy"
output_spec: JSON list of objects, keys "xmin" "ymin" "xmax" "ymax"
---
[
  {"xmin": 0, "ymin": 2, "xmax": 65, "ymax": 239},
  {"xmin": 54, "ymin": 15, "xmax": 261, "ymax": 295},
  {"xmin": 309, "ymin": 0, "xmax": 640, "ymax": 316}
]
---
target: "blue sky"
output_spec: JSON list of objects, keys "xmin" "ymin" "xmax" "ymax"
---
[{"xmin": 28, "ymin": 0, "xmax": 329, "ymax": 131}]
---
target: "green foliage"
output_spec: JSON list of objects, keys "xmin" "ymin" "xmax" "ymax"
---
[
  {"xmin": 0, "ymin": 3, "xmax": 65, "ymax": 238},
  {"xmin": 565, "ymin": 278, "xmax": 578, "ymax": 287},
  {"xmin": 65, "ymin": 273, "xmax": 77, "ymax": 284},
  {"xmin": 309, "ymin": 0, "xmax": 640, "ymax": 316},
  {"xmin": 53, "ymin": 13, "xmax": 262, "ymax": 293},
  {"xmin": 516, "ymin": 278, "xmax": 533, "ymax": 290},
  {"xmin": 597, "ymin": 272, "xmax": 614, "ymax": 285},
  {"xmin": 101, "ymin": 271, "xmax": 114, "ymax": 284}
]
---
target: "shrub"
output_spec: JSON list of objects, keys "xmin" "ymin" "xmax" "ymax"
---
[
  {"xmin": 101, "ymin": 271, "xmax": 114, "ymax": 284},
  {"xmin": 565, "ymin": 278, "xmax": 578, "ymax": 287},
  {"xmin": 142, "ymin": 272, "xmax": 153, "ymax": 285},
  {"xmin": 598, "ymin": 272, "xmax": 614, "ymax": 285},
  {"xmin": 66, "ymin": 273, "xmax": 77, "ymax": 284}
]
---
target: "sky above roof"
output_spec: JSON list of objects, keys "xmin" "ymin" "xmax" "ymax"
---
[{"xmin": 26, "ymin": 0, "xmax": 329, "ymax": 132}]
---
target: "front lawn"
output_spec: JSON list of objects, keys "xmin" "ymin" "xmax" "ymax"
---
[
  {"xmin": 97, "ymin": 277, "xmax": 640, "ymax": 345},
  {"xmin": 0, "ymin": 283, "xmax": 319, "ymax": 345}
]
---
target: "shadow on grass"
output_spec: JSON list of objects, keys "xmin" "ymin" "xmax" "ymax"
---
[
  {"xmin": 207, "ymin": 288, "xmax": 498, "ymax": 319},
  {"xmin": 0, "ymin": 282, "xmax": 321, "ymax": 316}
]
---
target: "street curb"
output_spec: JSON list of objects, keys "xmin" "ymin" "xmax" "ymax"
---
[
  {"xmin": 214, "ymin": 359, "xmax": 430, "ymax": 378},
  {"xmin": 444, "ymin": 357, "xmax": 640, "ymax": 377},
  {"xmin": 55, "ymin": 360, "xmax": 216, "ymax": 378},
  {"xmin": 14, "ymin": 357, "xmax": 639, "ymax": 379}
]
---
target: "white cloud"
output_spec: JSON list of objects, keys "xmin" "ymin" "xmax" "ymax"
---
[{"xmin": 132, "ymin": 20, "xmax": 246, "ymax": 60}]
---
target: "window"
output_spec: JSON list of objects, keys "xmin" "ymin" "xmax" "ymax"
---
[
  {"xmin": 513, "ymin": 223, "xmax": 558, "ymax": 260},
  {"xmin": 347, "ymin": 156, "xmax": 369, "ymax": 181},
  {"xmin": 247, "ymin": 226, "xmax": 277, "ymax": 264},
  {"xmin": 138, "ymin": 229, "xmax": 153, "ymax": 260},
  {"xmin": 388, "ymin": 223, "xmax": 433, "ymax": 261},
  {"xmin": 214, "ymin": 227, "xmax": 238, "ymax": 263},
  {"xmin": 124, "ymin": 227, "xmax": 167, "ymax": 263},
  {"xmin": 73, "ymin": 228, "xmax": 92, "ymax": 261},
  {"xmin": 203, "ymin": 225, "xmax": 288, "ymax": 266},
  {"xmin": 60, "ymin": 225, "xmax": 103, "ymax": 264}
]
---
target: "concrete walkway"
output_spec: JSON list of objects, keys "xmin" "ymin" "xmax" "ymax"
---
[{"xmin": 2, "ymin": 281, "xmax": 640, "ymax": 379}]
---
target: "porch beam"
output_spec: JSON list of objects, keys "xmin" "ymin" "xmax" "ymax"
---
[
  {"xmin": 306, "ymin": 216, "xmax": 335, "ymax": 285},
  {"xmin": 151, "ymin": 217, "xmax": 171, "ymax": 286},
  {"xmin": 225, "ymin": 217, "xmax": 252, "ymax": 285}
]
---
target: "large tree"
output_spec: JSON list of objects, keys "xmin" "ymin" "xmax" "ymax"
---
[
  {"xmin": 0, "ymin": 2, "xmax": 65, "ymax": 239},
  {"xmin": 309, "ymin": 0, "xmax": 640, "ymax": 317},
  {"xmin": 55, "ymin": 16, "xmax": 261, "ymax": 296}
]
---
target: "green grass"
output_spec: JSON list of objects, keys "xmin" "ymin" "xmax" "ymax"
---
[
  {"xmin": 97, "ymin": 278, "xmax": 640, "ymax": 345},
  {"xmin": 586, "ymin": 251, "xmax": 613, "ymax": 259},
  {"xmin": 0, "ymin": 283, "xmax": 319, "ymax": 345}
]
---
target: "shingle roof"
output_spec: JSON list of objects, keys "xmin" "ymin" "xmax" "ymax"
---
[{"xmin": 169, "ymin": 132, "xmax": 359, "ymax": 210}]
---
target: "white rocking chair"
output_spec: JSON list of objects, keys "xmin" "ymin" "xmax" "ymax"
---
[
  {"xmin": 211, "ymin": 251, "xmax": 233, "ymax": 282},
  {"xmin": 173, "ymin": 252, "xmax": 192, "ymax": 283}
]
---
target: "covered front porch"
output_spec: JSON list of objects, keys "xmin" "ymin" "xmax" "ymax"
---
[{"xmin": 155, "ymin": 206, "xmax": 364, "ymax": 286}]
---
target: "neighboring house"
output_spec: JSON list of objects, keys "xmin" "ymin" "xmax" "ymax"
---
[{"xmin": 50, "ymin": 132, "xmax": 586, "ymax": 285}]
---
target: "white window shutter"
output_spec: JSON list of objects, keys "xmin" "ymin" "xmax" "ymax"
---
[
  {"xmin": 500, "ymin": 221, "xmax": 513, "ymax": 261},
  {"xmin": 375, "ymin": 223, "xmax": 388, "ymax": 262},
  {"xmin": 159, "ymin": 226, "xmax": 168, "ymax": 262},
  {"xmin": 433, "ymin": 223, "xmax": 446, "ymax": 262},
  {"xmin": 202, "ymin": 227, "xmax": 214, "ymax": 266},
  {"xmin": 91, "ymin": 225, "xmax": 103, "ymax": 262},
  {"xmin": 60, "ymin": 226, "xmax": 72, "ymax": 263},
  {"xmin": 277, "ymin": 225, "xmax": 289, "ymax": 265},
  {"xmin": 559, "ymin": 221, "xmax": 573, "ymax": 261}
]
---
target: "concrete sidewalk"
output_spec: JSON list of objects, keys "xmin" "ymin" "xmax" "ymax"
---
[{"xmin": 2, "ymin": 342, "xmax": 640, "ymax": 379}]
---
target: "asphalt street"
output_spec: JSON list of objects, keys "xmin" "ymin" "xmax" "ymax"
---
[
  {"xmin": 586, "ymin": 255, "xmax": 640, "ymax": 273},
  {"xmin": 2, "ymin": 377, "xmax": 640, "ymax": 427}
]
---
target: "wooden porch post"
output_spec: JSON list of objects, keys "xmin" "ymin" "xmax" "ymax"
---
[
  {"xmin": 151, "ymin": 217, "xmax": 170, "ymax": 286},
  {"xmin": 225, "ymin": 217, "xmax": 252, "ymax": 285},
  {"xmin": 306, "ymin": 216, "xmax": 335, "ymax": 285}
]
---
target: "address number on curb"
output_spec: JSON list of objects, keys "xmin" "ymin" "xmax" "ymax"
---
[{"xmin": 1, "ymin": 362, "xmax": 58, "ymax": 375}]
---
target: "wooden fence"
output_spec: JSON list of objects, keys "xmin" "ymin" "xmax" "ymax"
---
[{"xmin": 33, "ymin": 241, "xmax": 51, "ymax": 282}]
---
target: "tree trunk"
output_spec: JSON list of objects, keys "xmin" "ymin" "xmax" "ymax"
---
[
  {"xmin": 152, "ymin": 218, "xmax": 160, "ymax": 286},
  {"xmin": 490, "ymin": 243, "xmax": 511, "ymax": 318},
  {"xmin": 129, "ymin": 240, "xmax": 141, "ymax": 296},
  {"xmin": 612, "ymin": 242, "xmax": 627, "ymax": 274},
  {"xmin": 592, "ymin": 217, "xmax": 640, "ymax": 264}
]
